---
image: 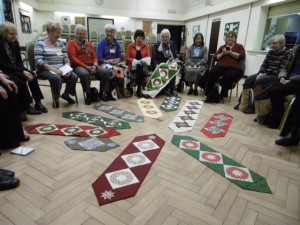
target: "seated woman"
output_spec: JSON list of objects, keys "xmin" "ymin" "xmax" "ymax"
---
[
  {"xmin": 126, "ymin": 29, "xmax": 151, "ymax": 98},
  {"xmin": 267, "ymin": 44, "xmax": 300, "ymax": 130},
  {"xmin": 238, "ymin": 34, "xmax": 290, "ymax": 116},
  {"xmin": 35, "ymin": 22, "xmax": 78, "ymax": 108},
  {"xmin": 0, "ymin": 71, "xmax": 29, "ymax": 150},
  {"xmin": 97, "ymin": 24, "xmax": 123, "ymax": 100},
  {"xmin": 0, "ymin": 21, "xmax": 47, "ymax": 114},
  {"xmin": 151, "ymin": 29, "xmax": 178, "ymax": 97},
  {"xmin": 205, "ymin": 31, "xmax": 245, "ymax": 103},
  {"xmin": 67, "ymin": 24, "xmax": 110, "ymax": 105},
  {"xmin": 184, "ymin": 32, "xmax": 208, "ymax": 96}
]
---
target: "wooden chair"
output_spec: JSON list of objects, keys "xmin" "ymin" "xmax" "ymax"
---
[{"xmin": 25, "ymin": 40, "xmax": 78, "ymax": 107}]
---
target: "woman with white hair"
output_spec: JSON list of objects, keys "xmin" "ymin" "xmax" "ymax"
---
[
  {"xmin": 96, "ymin": 24, "xmax": 123, "ymax": 99},
  {"xmin": 67, "ymin": 24, "xmax": 110, "ymax": 104},
  {"xmin": 151, "ymin": 28, "xmax": 178, "ymax": 96}
]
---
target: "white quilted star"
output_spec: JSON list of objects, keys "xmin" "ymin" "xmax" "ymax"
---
[{"xmin": 101, "ymin": 190, "xmax": 115, "ymax": 200}]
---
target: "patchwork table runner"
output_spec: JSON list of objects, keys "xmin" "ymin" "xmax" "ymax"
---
[
  {"xmin": 62, "ymin": 111, "xmax": 131, "ymax": 130},
  {"xmin": 171, "ymin": 135, "xmax": 272, "ymax": 193},
  {"xmin": 92, "ymin": 134, "xmax": 165, "ymax": 205},
  {"xmin": 25, "ymin": 123, "xmax": 120, "ymax": 138},
  {"xmin": 168, "ymin": 100, "xmax": 203, "ymax": 132},
  {"xmin": 160, "ymin": 96, "xmax": 181, "ymax": 112},
  {"xmin": 65, "ymin": 137, "xmax": 119, "ymax": 152},
  {"xmin": 137, "ymin": 98, "xmax": 163, "ymax": 119},
  {"xmin": 93, "ymin": 104, "xmax": 144, "ymax": 122},
  {"xmin": 201, "ymin": 113, "xmax": 233, "ymax": 138},
  {"xmin": 143, "ymin": 59, "xmax": 181, "ymax": 98}
]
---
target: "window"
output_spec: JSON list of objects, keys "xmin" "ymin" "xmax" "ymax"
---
[{"xmin": 0, "ymin": 0, "xmax": 5, "ymax": 23}]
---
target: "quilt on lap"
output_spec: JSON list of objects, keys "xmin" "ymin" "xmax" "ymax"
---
[
  {"xmin": 143, "ymin": 59, "xmax": 181, "ymax": 98},
  {"xmin": 171, "ymin": 135, "xmax": 272, "ymax": 194},
  {"xmin": 92, "ymin": 134, "xmax": 165, "ymax": 205},
  {"xmin": 62, "ymin": 111, "xmax": 131, "ymax": 130},
  {"xmin": 24, "ymin": 123, "xmax": 120, "ymax": 138},
  {"xmin": 93, "ymin": 104, "xmax": 144, "ymax": 122}
]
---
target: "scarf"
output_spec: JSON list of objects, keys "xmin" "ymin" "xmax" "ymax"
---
[
  {"xmin": 4, "ymin": 41, "xmax": 16, "ymax": 64},
  {"xmin": 75, "ymin": 39, "xmax": 91, "ymax": 59},
  {"xmin": 158, "ymin": 42, "xmax": 173, "ymax": 59}
]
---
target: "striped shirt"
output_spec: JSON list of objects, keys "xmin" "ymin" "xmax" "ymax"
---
[
  {"xmin": 35, "ymin": 37, "xmax": 70, "ymax": 71},
  {"xmin": 259, "ymin": 48, "xmax": 290, "ymax": 76}
]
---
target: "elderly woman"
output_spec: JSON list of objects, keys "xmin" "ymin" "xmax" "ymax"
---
[
  {"xmin": 185, "ymin": 32, "xmax": 208, "ymax": 96},
  {"xmin": 237, "ymin": 34, "xmax": 290, "ymax": 115},
  {"xmin": 205, "ymin": 31, "xmax": 245, "ymax": 103},
  {"xmin": 126, "ymin": 29, "xmax": 151, "ymax": 98},
  {"xmin": 35, "ymin": 22, "xmax": 78, "ymax": 108},
  {"xmin": 67, "ymin": 24, "xmax": 110, "ymax": 105},
  {"xmin": 0, "ymin": 21, "xmax": 46, "ymax": 115},
  {"xmin": 97, "ymin": 24, "xmax": 123, "ymax": 99},
  {"xmin": 151, "ymin": 28, "xmax": 178, "ymax": 97}
]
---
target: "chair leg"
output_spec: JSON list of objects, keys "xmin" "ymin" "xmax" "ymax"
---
[
  {"xmin": 74, "ymin": 89, "xmax": 78, "ymax": 105},
  {"xmin": 279, "ymin": 97, "xmax": 295, "ymax": 131}
]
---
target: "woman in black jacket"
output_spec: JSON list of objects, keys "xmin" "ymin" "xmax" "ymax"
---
[{"xmin": 0, "ymin": 21, "xmax": 47, "ymax": 115}]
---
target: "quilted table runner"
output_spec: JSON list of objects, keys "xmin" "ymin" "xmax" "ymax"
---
[
  {"xmin": 65, "ymin": 137, "xmax": 119, "ymax": 152},
  {"xmin": 93, "ymin": 104, "xmax": 144, "ymax": 122},
  {"xmin": 201, "ymin": 113, "xmax": 233, "ymax": 138},
  {"xmin": 62, "ymin": 111, "xmax": 131, "ymax": 130},
  {"xmin": 92, "ymin": 134, "xmax": 165, "ymax": 205},
  {"xmin": 137, "ymin": 98, "xmax": 163, "ymax": 119},
  {"xmin": 171, "ymin": 135, "xmax": 272, "ymax": 193},
  {"xmin": 24, "ymin": 123, "xmax": 120, "ymax": 138},
  {"xmin": 160, "ymin": 96, "xmax": 181, "ymax": 112},
  {"xmin": 143, "ymin": 59, "xmax": 181, "ymax": 98},
  {"xmin": 168, "ymin": 100, "xmax": 203, "ymax": 132}
]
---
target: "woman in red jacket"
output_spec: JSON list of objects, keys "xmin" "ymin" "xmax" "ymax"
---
[{"xmin": 126, "ymin": 29, "xmax": 151, "ymax": 98}]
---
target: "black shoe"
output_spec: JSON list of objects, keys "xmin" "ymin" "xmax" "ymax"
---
[
  {"xmin": 268, "ymin": 119, "xmax": 281, "ymax": 129},
  {"xmin": 20, "ymin": 135, "xmax": 30, "ymax": 142},
  {"xmin": 187, "ymin": 88, "xmax": 193, "ymax": 95},
  {"xmin": 219, "ymin": 97, "xmax": 224, "ymax": 104},
  {"xmin": 234, "ymin": 103, "xmax": 240, "ymax": 110},
  {"xmin": 0, "ymin": 175, "xmax": 20, "ymax": 191},
  {"xmin": 0, "ymin": 169, "xmax": 15, "ymax": 177},
  {"xmin": 61, "ymin": 94, "xmax": 75, "ymax": 104},
  {"xmin": 20, "ymin": 112, "xmax": 28, "ymax": 122},
  {"xmin": 26, "ymin": 105, "xmax": 42, "ymax": 115},
  {"xmin": 193, "ymin": 90, "xmax": 198, "ymax": 96},
  {"xmin": 99, "ymin": 95, "xmax": 109, "ymax": 102},
  {"xmin": 254, "ymin": 117, "xmax": 258, "ymax": 122},
  {"xmin": 243, "ymin": 107, "xmax": 255, "ymax": 114},
  {"xmin": 275, "ymin": 132, "xmax": 300, "ymax": 146},
  {"xmin": 170, "ymin": 90, "xmax": 178, "ymax": 97},
  {"xmin": 106, "ymin": 94, "xmax": 116, "ymax": 101},
  {"xmin": 35, "ymin": 102, "xmax": 48, "ymax": 113},
  {"xmin": 85, "ymin": 95, "xmax": 92, "ymax": 105}
]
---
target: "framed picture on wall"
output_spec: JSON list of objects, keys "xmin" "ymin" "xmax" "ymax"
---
[
  {"xmin": 19, "ymin": 9, "xmax": 31, "ymax": 33},
  {"xmin": 87, "ymin": 17, "xmax": 114, "ymax": 41},
  {"xmin": 224, "ymin": 22, "xmax": 239, "ymax": 37}
]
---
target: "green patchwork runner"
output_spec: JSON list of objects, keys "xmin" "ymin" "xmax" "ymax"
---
[
  {"xmin": 171, "ymin": 135, "xmax": 272, "ymax": 194},
  {"xmin": 62, "ymin": 111, "xmax": 131, "ymax": 130},
  {"xmin": 160, "ymin": 96, "xmax": 181, "ymax": 112},
  {"xmin": 65, "ymin": 137, "xmax": 119, "ymax": 152},
  {"xmin": 143, "ymin": 59, "xmax": 181, "ymax": 98}
]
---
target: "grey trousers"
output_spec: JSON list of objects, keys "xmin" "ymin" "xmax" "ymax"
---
[
  {"xmin": 37, "ymin": 70, "xmax": 78, "ymax": 100},
  {"xmin": 73, "ymin": 66, "xmax": 109, "ymax": 94}
]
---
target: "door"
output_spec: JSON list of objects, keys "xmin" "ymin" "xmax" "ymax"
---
[
  {"xmin": 208, "ymin": 20, "xmax": 220, "ymax": 68},
  {"xmin": 143, "ymin": 21, "xmax": 152, "ymax": 36}
]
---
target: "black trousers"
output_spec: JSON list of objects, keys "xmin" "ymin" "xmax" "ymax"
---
[
  {"xmin": 206, "ymin": 65, "xmax": 243, "ymax": 97},
  {"xmin": 0, "ymin": 85, "xmax": 25, "ymax": 149},
  {"xmin": 269, "ymin": 82, "xmax": 300, "ymax": 121}
]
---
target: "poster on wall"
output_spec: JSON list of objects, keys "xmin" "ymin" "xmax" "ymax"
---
[
  {"xmin": 19, "ymin": 9, "xmax": 31, "ymax": 33},
  {"xmin": 3, "ymin": 0, "xmax": 14, "ymax": 23},
  {"xmin": 192, "ymin": 25, "xmax": 200, "ymax": 38},
  {"xmin": 87, "ymin": 17, "xmax": 114, "ymax": 41},
  {"xmin": 224, "ymin": 22, "xmax": 239, "ymax": 37}
]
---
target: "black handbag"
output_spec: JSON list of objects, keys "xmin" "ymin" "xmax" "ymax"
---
[{"xmin": 90, "ymin": 87, "xmax": 99, "ymax": 102}]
